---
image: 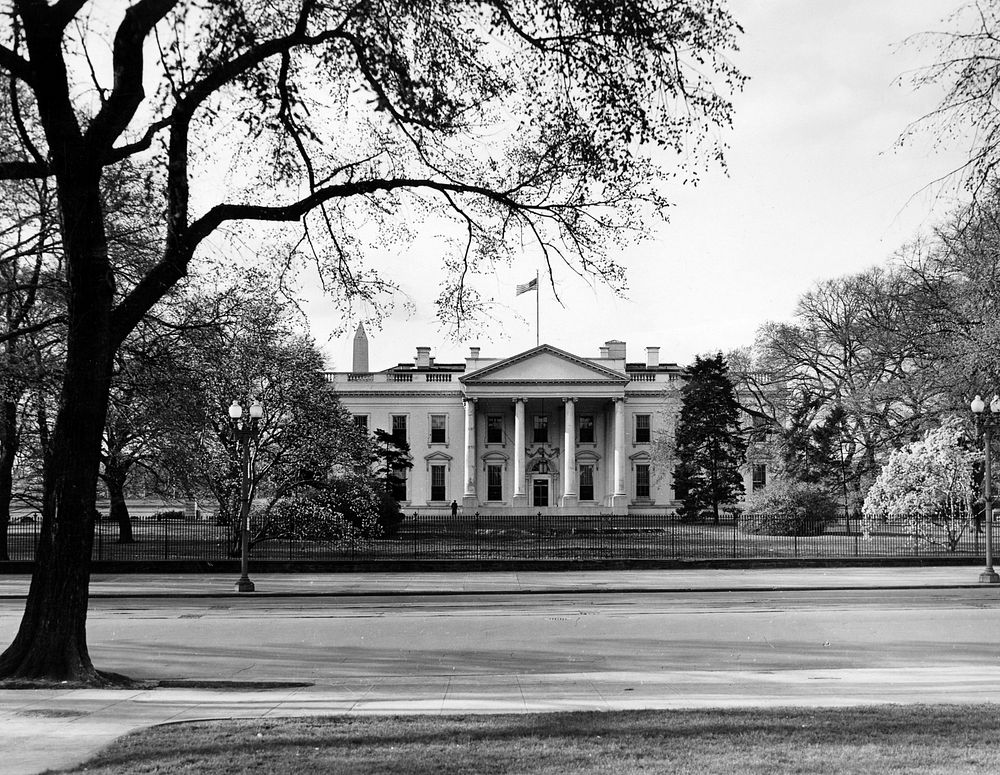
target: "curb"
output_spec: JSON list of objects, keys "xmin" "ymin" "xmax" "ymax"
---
[{"xmin": 0, "ymin": 583, "xmax": 992, "ymax": 601}]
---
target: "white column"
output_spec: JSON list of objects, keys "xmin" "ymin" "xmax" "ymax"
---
[
  {"xmin": 606, "ymin": 403, "xmax": 615, "ymax": 503},
  {"xmin": 463, "ymin": 397, "xmax": 477, "ymax": 506},
  {"xmin": 613, "ymin": 398, "xmax": 626, "ymax": 503},
  {"xmin": 513, "ymin": 398, "xmax": 526, "ymax": 505},
  {"xmin": 562, "ymin": 397, "xmax": 577, "ymax": 506}
]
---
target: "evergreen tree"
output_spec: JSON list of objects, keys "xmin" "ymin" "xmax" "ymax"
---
[
  {"xmin": 781, "ymin": 402, "xmax": 846, "ymax": 487},
  {"xmin": 369, "ymin": 429, "xmax": 413, "ymax": 538},
  {"xmin": 371, "ymin": 429, "xmax": 413, "ymax": 503},
  {"xmin": 673, "ymin": 353, "xmax": 748, "ymax": 522}
]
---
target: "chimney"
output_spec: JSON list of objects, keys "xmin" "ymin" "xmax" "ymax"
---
[
  {"xmin": 646, "ymin": 346, "xmax": 660, "ymax": 369},
  {"xmin": 599, "ymin": 345, "xmax": 610, "ymax": 358},
  {"xmin": 352, "ymin": 323, "xmax": 369, "ymax": 373},
  {"xmin": 605, "ymin": 340, "xmax": 626, "ymax": 360},
  {"xmin": 415, "ymin": 346, "xmax": 431, "ymax": 369},
  {"xmin": 470, "ymin": 346, "xmax": 480, "ymax": 359}
]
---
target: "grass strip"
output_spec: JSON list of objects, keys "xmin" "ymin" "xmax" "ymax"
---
[{"xmin": 53, "ymin": 705, "xmax": 1000, "ymax": 774}]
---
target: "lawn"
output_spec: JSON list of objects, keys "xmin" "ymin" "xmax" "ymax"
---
[{"xmin": 54, "ymin": 705, "xmax": 1000, "ymax": 774}]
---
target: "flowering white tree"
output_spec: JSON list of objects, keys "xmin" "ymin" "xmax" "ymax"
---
[{"xmin": 862, "ymin": 418, "xmax": 980, "ymax": 551}]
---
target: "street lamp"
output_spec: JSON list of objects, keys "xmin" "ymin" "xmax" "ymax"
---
[
  {"xmin": 229, "ymin": 398, "xmax": 263, "ymax": 593},
  {"xmin": 971, "ymin": 394, "xmax": 1000, "ymax": 584}
]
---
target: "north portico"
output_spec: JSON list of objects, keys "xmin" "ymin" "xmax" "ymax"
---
[
  {"xmin": 325, "ymin": 330, "xmax": 689, "ymax": 515},
  {"xmin": 459, "ymin": 345, "xmax": 632, "ymax": 511}
]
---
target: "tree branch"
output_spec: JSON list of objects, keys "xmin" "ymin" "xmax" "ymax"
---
[
  {"xmin": 106, "ymin": 116, "xmax": 173, "ymax": 164},
  {"xmin": 110, "ymin": 176, "xmax": 524, "ymax": 349},
  {"xmin": 83, "ymin": 0, "xmax": 177, "ymax": 157},
  {"xmin": 0, "ymin": 160, "xmax": 50, "ymax": 179},
  {"xmin": 0, "ymin": 44, "xmax": 32, "ymax": 84},
  {"xmin": 51, "ymin": 0, "xmax": 89, "ymax": 30},
  {"xmin": 0, "ymin": 316, "xmax": 66, "ymax": 345},
  {"xmin": 190, "ymin": 177, "xmax": 525, "ymax": 245}
]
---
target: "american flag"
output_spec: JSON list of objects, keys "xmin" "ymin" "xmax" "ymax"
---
[{"xmin": 515, "ymin": 276, "xmax": 538, "ymax": 295}]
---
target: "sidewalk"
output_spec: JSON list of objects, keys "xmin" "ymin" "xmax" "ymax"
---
[
  {"xmin": 1, "ymin": 565, "xmax": 997, "ymax": 774},
  {"xmin": 0, "ymin": 563, "xmax": 990, "ymax": 599}
]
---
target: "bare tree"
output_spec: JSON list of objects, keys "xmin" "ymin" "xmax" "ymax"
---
[
  {"xmin": 0, "ymin": 177, "xmax": 63, "ymax": 559},
  {"xmin": 753, "ymin": 268, "xmax": 948, "ymax": 512},
  {"xmin": 156, "ymin": 288, "xmax": 371, "ymax": 555}
]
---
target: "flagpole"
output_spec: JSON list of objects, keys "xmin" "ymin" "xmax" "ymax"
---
[{"xmin": 535, "ymin": 270, "xmax": 540, "ymax": 347}]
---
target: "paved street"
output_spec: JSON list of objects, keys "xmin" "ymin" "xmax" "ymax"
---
[{"xmin": 2, "ymin": 567, "xmax": 1000, "ymax": 773}]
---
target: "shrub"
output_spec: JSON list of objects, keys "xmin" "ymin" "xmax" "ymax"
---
[
  {"xmin": 265, "ymin": 492, "xmax": 369, "ymax": 544},
  {"xmin": 739, "ymin": 511, "xmax": 821, "ymax": 536},
  {"xmin": 302, "ymin": 474, "xmax": 408, "ymax": 538},
  {"xmin": 153, "ymin": 509, "xmax": 185, "ymax": 521},
  {"xmin": 740, "ymin": 479, "xmax": 838, "ymax": 536}
]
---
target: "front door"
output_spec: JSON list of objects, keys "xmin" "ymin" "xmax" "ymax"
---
[{"xmin": 532, "ymin": 478, "xmax": 549, "ymax": 507}]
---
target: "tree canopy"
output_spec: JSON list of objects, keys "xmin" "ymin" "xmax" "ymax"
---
[{"xmin": 1, "ymin": 0, "xmax": 745, "ymax": 331}]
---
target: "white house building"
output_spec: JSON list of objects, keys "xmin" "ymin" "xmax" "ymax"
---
[{"xmin": 324, "ymin": 326, "xmax": 765, "ymax": 514}]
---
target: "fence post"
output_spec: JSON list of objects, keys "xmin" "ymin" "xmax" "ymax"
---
[{"xmin": 732, "ymin": 517, "xmax": 737, "ymax": 559}]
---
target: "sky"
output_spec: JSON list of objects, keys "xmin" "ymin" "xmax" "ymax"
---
[{"xmin": 307, "ymin": 0, "xmax": 973, "ymax": 372}]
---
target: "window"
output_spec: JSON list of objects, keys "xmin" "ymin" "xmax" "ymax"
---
[
  {"xmin": 579, "ymin": 464, "xmax": 594, "ymax": 501},
  {"xmin": 391, "ymin": 415, "xmax": 407, "ymax": 445},
  {"xmin": 578, "ymin": 415, "xmax": 594, "ymax": 443},
  {"xmin": 487, "ymin": 464, "xmax": 503, "ymax": 501},
  {"xmin": 752, "ymin": 463, "xmax": 767, "ymax": 492},
  {"xmin": 353, "ymin": 415, "xmax": 368, "ymax": 431},
  {"xmin": 533, "ymin": 415, "xmax": 549, "ymax": 444},
  {"xmin": 430, "ymin": 414, "xmax": 447, "ymax": 444},
  {"xmin": 635, "ymin": 464, "xmax": 650, "ymax": 499},
  {"xmin": 634, "ymin": 414, "xmax": 651, "ymax": 443},
  {"xmin": 430, "ymin": 464, "xmax": 446, "ymax": 501},
  {"xmin": 487, "ymin": 414, "xmax": 504, "ymax": 444},
  {"xmin": 391, "ymin": 465, "xmax": 407, "ymax": 501}
]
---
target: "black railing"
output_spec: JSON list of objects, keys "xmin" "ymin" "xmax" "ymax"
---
[{"xmin": 4, "ymin": 512, "xmax": 995, "ymax": 563}]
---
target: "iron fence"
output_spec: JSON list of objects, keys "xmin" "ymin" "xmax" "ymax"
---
[{"xmin": 4, "ymin": 511, "xmax": 996, "ymax": 563}]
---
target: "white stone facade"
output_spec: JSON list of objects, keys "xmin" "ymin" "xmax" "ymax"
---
[{"xmin": 325, "ymin": 339, "xmax": 701, "ymax": 514}]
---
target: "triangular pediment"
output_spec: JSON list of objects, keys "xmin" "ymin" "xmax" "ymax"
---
[{"xmin": 461, "ymin": 344, "xmax": 628, "ymax": 384}]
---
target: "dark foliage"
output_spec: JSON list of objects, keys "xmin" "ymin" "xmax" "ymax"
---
[{"xmin": 673, "ymin": 353, "xmax": 747, "ymax": 522}]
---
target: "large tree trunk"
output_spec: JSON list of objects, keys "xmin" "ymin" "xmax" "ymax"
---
[
  {"xmin": 0, "ymin": 169, "xmax": 120, "ymax": 685},
  {"xmin": 102, "ymin": 463, "xmax": 134, "ymax": 543},
  {"xmin": 0, "ymin": 400, "xmax": 18, "ymax": 561},
  {"xmin": 0, "ymin": 378, "xmax": 115, "ymax": 683}
]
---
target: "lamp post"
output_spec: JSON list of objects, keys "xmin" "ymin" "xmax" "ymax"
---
[
  {"xmin": 229, "ymin": 398, "xmax": 263, "ymax": 593},
  {"xmin": 971, "ymin": 394, "xmax": 1000, "ymax": 584}
]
